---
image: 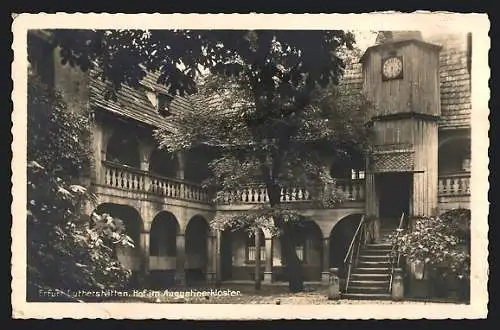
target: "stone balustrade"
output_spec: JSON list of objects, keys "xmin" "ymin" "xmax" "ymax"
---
[
  {"xmin": 438, "ymin": 172, "xmax": 471, "ymax": 197},
  {"xmin": 102, "ymin": 161, "xmax": 211, "ymax": 203},
  {"xmin": 101, "ymin": 161, "xmax": 367, "ymax": 206},
  {"xmin": 219, "ymin": 179, "xmax": 365, "ymax": 205}
]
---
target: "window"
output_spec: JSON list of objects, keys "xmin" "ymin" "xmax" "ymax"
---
[
  {"xmin": 351, "ymin": 169, "xmax": 365, "ymax": 180},
  {"xmin": 157, "ymin": 94, "xmax": 174, "ymax": 116},
  {"xmin": 246, "ymin": 231, "xmax": 265, "ymax": 262},
  {"xmin": 145, "ymin": 89, "xmax": 174, "ymax": 116}
]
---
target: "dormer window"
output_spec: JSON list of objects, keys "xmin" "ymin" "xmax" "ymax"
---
[
  {"xmin": 145, "ymin": 89, "xmax": 174, "ymax": 116},
  {"xmin": 157, "ymin": 93, "xmax": 174, "ymax": 116}
]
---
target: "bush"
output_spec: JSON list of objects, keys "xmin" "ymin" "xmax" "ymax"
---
[
  {"xmin": 27, "ymin": 73, "xmax": 133, "ymax": 300},
  {"xmin": 389, "ymin": 213, "xmax": 470, "ymax": 282}
]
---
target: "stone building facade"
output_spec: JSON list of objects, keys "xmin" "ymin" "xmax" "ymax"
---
[{"xmin": 27, "ymin": 30, "xmax": 471, "ymax": 290}]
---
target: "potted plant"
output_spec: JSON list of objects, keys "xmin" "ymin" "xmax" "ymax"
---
[{"xmin": 389, "ymin": 214, "xmax": 470, "ymax": 301}]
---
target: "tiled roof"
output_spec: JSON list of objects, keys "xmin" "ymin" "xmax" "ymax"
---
[
  {"xmin": 89, "ymin": 69, "xmax": 198, "ymax": 131},
  {"xmin": 89, "ymin": 32, "xmax": 471, "ymax": 131},
  {"xmin": 427, "ymin": 33, "xmax": 472, "ymax": 129}
]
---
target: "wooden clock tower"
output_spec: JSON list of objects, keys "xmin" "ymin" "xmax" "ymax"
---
[{"xmin": 361, "ymin": 32, "xmax": 443, "ymax": 233}]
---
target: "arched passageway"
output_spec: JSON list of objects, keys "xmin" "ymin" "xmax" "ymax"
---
[
  {"xmin": 105, "ymin": 130, "xmax": 141, "ymax": 168},
  {"xmin": 274, "ymin": 220, "xmax": 323, "ymax": 282},
  {"xmin": 438, "ymin": 136, "xmax": 471, "ymax": 174},
  {"xmin": 183, "ymin": 147, "xmax": 215, "ymax": 184},
  {"xmin": 185, "ymin": 215, "xmax": 210, "ymax": 284},
  {"xmin": 328, "ymin": 214, "xmax": 364, "ymax": 279},
  {"xmin": 149, "ymin": 211, "xmax": 179, "ymax": 288},
  {"xmin": 94, "ymin": 203, "xmax": 142, "ymax": 287},
  {"xmin": 149, "ymin": 149, "xmax": 178, "ymax": 178},
  {"xmin": 219, "ymin": 228, "xmax": 265, "ymax": 281}
]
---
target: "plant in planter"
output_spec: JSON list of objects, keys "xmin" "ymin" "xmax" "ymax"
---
[{"xmin": 389, "ymin": 213, "xmax": 470, "ymax": 300}]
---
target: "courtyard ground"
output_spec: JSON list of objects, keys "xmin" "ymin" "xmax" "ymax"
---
[{"xmin": 108, "ymin": 284, "xmax": 466, "ymax": 305}]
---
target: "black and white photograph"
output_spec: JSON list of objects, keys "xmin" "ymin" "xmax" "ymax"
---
[{"xmin": 11, "ymin": 13, "xmax": 489, "ymax": 319}]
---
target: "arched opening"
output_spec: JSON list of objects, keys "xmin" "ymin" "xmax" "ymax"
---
[
  {"xmin": 275, "ymin": 220, "xmax": 323, "ymax": 282},
  {"xmin": 328, "ymin": 214, "xmax": 364, "ymax": 279},
  {"xmin": 183, "ymin": 147, "xmax": 214, "ymax": 184},
  {"xmin": 438, "ymin": 136, "xmax": 471, "ymax": 174},
  {"xmin": 94, "ymin": 203, "xmax": 142, "ymax": 287},
  {"xmin": 185, "ymin": 215, "xmax": 210, "ymax": 284},
  {"xmin": 149, "ymin": 211, "xmax": 179, "ymax": 289},
  {"xmin": 149, "ymin": 149, "xmax": 178, "ymax": 178},
  {"xmin": 219, "ymin": 228, "xmax": 265, "ymax": 281},
  {"xmin": 106, "ymin": 129, "xmax": 141, "ymax": 168}
]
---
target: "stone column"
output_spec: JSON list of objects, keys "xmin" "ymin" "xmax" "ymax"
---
[
  {"xmin": 391, "ymin": 268, "xmax": 405, "ymax": 301},
  {"xmin": 139, "ymin": 144, "xmax": 154, "ymax": 172},
  {"xmin": 138, "ymin": 230, "xmax": 150, "ymax": 288},
  {"xmin": 254, "ymin": 230, "xmax": 262, "ymax": 290},
  {"xmin": 215, "ymin": 230, "xmax": 222, "ymax": 285},
  {"xmin": 175, "ymin": 233, "xmax": 186, "ymax": 286},
  {"xmin": 206, "ymin": 233, "xmax": 217, "ymax": 284},
  {"xmin": 327, "ymin": 267, "xmax": 341, "ymax": 300},
  {"xmin": 177, "ymin": 152, "xmax": 185, "ymax": 180},
  {"xmin": 321, "ymin": 237, "xmax": 330, "ymax": 284},
  {"xmin": 374, "ymin": 217, "xmax": 381, "ymax": 242},
  {"xmin": 263, "ymin": 237, "xmax": 273, "ymax": 283}
]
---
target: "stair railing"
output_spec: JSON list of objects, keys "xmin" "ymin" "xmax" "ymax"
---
[
  {"xmin": 343, "ymin": 215, "xmax": 366, "ymax": 292},
  {"xmin": 388, "ymin": 212, "xmax": 405, "ymax": 293}
]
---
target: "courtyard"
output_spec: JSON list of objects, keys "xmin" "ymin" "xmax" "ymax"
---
[{"xmin": 103, "ymin": 285, "xmax": 465, "ymax": 305}]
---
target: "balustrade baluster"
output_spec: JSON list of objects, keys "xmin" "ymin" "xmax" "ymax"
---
[
  {"xmin": 297, "ymin": 188, "xmax": 303, "ymax": 200},
  {"xmin": 446, "ymin": 178, "xmax": 452, "ymax": 195},
  {"xmin": 133, "ymin": 174, "xmax": 138, "ymax": 190},
  {"xmin": 452, "ymin": 178, "xmax": 459, "ymax": 195},
  {"xmin": 118, "ymin": 171, "xmax": 124, "ymax": 188}
]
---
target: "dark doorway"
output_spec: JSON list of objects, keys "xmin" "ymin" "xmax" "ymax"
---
[
  {"xmin": 220, "ymin": 230, "xmax": 233, "ymax": 281},
  {"xmin": 376, "ymin": 172, "xmax": 412, "ymax": 228}
]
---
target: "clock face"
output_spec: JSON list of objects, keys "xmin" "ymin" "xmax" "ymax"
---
[{"xmin": 382, "ymin": 56, "xmax": 403, "ymax": 80}]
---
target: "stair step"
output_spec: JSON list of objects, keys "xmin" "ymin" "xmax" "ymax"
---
[
  {"xmin": 346, "ymin": 286, "xmax": 390, "ymax": 294},
  {"xmin": 359, "ymin": 255, "xmax": 392, "ymax": 260},
  {"xmin": 365, "ymin": 243, "xmax": 392, "ymax": 247},
  {"xmin": 352, "ymin": 267, "xmax": 391, "ymax": 274},
  {"xmin": 350, "ymin": 273, "xmax": 390, "ymax": 280},
  {"xmin": 359, "ymin": 249, "xmax": 393, "ymax": 255},
  {"xmin": 358, "ymin": 261, "xmax": 392, "ymax": 266},
  {"xmin": 342, "ymin": 293, "xmax": 392, "ymax": 300},
  {"xmin": 349, "ymin": 280, "xmax": 390, "ymax": 286}
]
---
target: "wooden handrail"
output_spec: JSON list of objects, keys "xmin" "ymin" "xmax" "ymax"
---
[
  {"xmin": 343, "ymin": 215, "xmax": 366, "ymax": 264},
  {"xmin": 389, "ymin": 212, "xmax": 405, "ymax": 292},
  {"xmin": 398, "ymin": 212, "xmax": 405, "ymax": 230},
  {"xmin": 343, "ymin": 215, "xmax": 366, "ymax": 292}
]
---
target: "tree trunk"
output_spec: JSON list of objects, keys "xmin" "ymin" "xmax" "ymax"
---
[
  {"xmin": 282, "ymin": 222, "xmax": 304, "ymax": 292},
  {"xmin": 254, "ymin": 228, "xmax": 262, "ymax": 290},
  {"xmin": 267, "ymin": 181, "xmax": 304, "ymax": 293}
]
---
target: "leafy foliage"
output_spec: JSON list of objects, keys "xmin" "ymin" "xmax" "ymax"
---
[
  {"xmin": 49, "ymin": 29, "xmax": 355, "ymax": 98},
  {"xmin": 27, "ymin": 73, "xmax": 133, "ymax": 300},
  {"xmin": 389, "ymin": 214, "xmax": 471, "ymax": 280}
]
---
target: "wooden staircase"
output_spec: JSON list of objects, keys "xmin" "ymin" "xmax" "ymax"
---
[{"xmin": 342, "ymin": 226, "xmax": 397, "ymax": 300}]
